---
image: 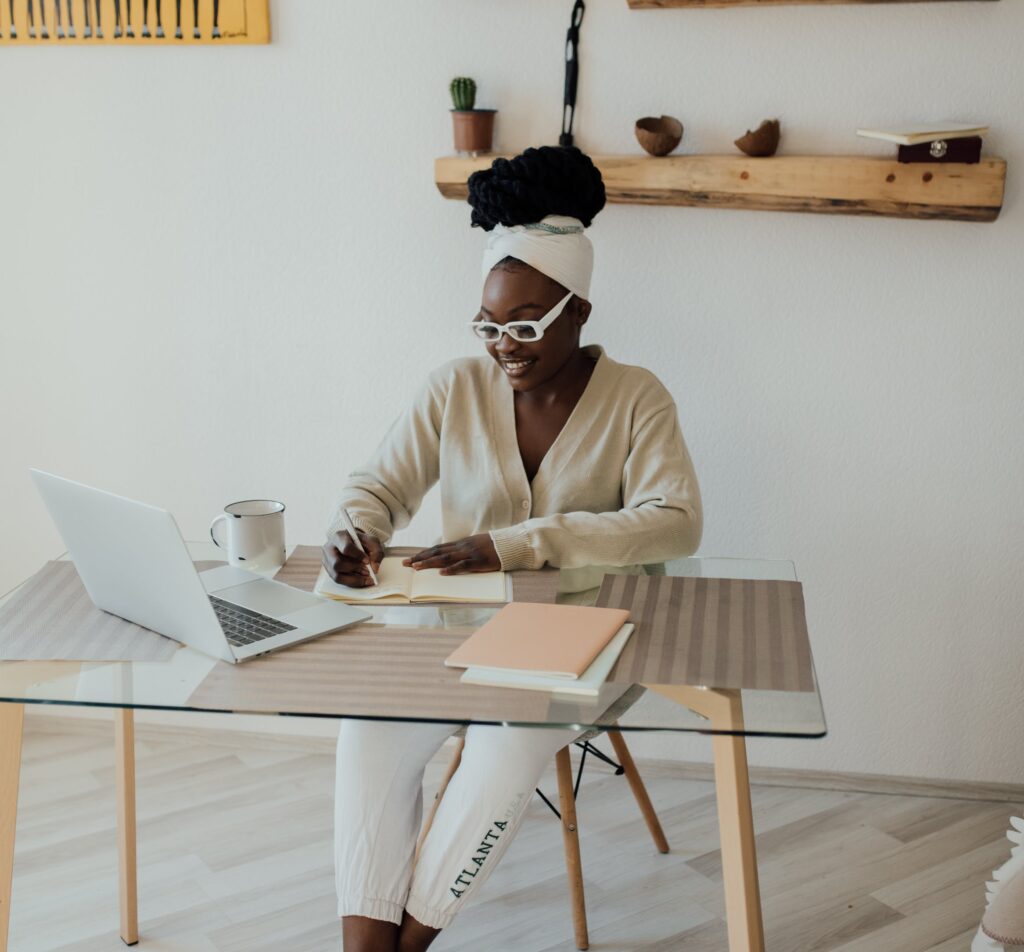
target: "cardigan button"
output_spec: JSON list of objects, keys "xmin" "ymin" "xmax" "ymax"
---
[{"xmin": 521, "ymin": 499, "xmax": 530, "ymax": 511}]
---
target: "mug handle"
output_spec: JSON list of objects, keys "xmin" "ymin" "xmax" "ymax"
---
[{"xmin": 209, "ymin": 514, "xmax": 229, "ymax": 550}]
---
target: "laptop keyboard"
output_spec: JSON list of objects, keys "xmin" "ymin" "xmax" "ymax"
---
[{"xmin": 209, "ymin": 595, "xmax": 297, "ymax": 647}]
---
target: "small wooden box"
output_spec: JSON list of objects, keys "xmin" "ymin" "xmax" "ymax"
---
[{"xmin": 898, "ymin": 136, "xmax": 982, "ymax": 164}]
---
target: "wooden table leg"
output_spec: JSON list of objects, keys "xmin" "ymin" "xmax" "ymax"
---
[
  {"xmin": 0, "ymin": 703, "xmax": 24, "ymax": 952},
  {"xmin": 710, "ymin": 698, "xmax": 765, "ymax": 952},
  {"xmin": 114, "ymin": 709, "xmax": 139, "ymax": 946},
  {"xmin": 644, "ymin": 685, "xmax": 765, "ymax": 952}
]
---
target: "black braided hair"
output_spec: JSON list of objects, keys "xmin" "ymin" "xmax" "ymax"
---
[{"xmin": 466, "ymin": 145, "xmax": 606, "ymax": 233}]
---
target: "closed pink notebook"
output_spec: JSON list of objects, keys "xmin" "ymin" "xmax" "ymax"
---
[{"xmin": 444, "ymin": 602, "xmax": 632, "ymax": 680}]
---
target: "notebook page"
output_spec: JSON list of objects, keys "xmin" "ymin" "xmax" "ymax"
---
[
  {"xmin": 409, "ymin": 567, "xmax": 508, "ymax": 603},
  {"xmin": 314, "ymin": 558, "xmax": 414, "ymax": 603}
]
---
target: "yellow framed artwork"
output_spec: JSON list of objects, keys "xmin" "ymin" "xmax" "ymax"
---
[{"xmin": 0, "ymin": 0, "xmax": 269, "ymax": 44}]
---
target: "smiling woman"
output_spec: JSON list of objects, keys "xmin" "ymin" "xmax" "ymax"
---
[{"xmin": 322, "ymin": 144, "xmax": 703, "ymax": 952}]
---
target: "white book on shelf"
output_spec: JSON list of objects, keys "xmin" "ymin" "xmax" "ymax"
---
[{"xmin": 856, "ymin": 121, "xmax": 989, "ymax": 146}]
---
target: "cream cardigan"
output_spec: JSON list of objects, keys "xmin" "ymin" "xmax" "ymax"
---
[{"xmin": 326, "ymin": 344, "xmax": 702, "ymax": 571}]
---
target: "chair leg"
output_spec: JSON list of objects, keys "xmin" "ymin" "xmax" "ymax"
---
[
  {"xmin": 607, "ymin": 728, "xmax": 670, "ymax": 853},
  {"xmin": 555, "ymin": 746, "xmax": 588, "ymax": 951},
  {"xmin": 0, "ymin": 703, "xmax": 24, "ymax": 952},
  {"xmin": 413, "ymin": 735, "xmax": 464, "ymax": 867},
  {"xmin": 114, "ymin": 709, "xmax": 139, "ymax": 946}
]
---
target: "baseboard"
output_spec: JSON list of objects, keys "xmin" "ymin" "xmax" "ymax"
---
[
  {"xmin": 23, "ymin": 706, "xmax": 1024, "ymax": 805},
  {"xmin": 633, "ymin": 757, "xmax": 1024, "ymax": 805}
]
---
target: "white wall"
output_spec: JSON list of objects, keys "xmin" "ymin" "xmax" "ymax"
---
[{"xmin": 2, "ymin": 0, "xmax": 1021, "ymax": 785}]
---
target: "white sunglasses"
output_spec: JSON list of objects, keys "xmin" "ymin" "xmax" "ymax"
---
[{"xmin": 468, "ymin": 290, "xmax": 574, "ymax": 343}]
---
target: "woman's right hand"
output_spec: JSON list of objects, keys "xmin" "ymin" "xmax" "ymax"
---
[{"xmin": 322, "ymin": 528, "xmax": 385, "ymax": 587}]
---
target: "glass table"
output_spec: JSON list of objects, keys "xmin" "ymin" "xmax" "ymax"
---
[{"xmin": 0, "ymin": 542, "xmax": 826, "ymax": 952}]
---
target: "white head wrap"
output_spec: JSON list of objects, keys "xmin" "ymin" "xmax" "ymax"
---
[{"xmin": 481, "ymin": 214, "xmax": 593, "ymax": 300}]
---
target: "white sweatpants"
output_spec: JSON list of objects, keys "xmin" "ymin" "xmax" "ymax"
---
[{"xmin": 334, "ymin": 717, "xmax": 586, "ymax": 930}]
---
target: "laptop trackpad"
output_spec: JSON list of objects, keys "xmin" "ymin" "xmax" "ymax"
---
[{"xmin": 215, "ymin": 580, "xmax": 317, "ymax": 617}]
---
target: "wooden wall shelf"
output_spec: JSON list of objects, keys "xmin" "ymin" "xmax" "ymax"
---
[
  {"xmin": 627, "ymin": 0, "xmax": 998, "ymax": 7},
  {"xmin": 435, "ymin": 153, "xmax": 1006, "ymax": 222}
]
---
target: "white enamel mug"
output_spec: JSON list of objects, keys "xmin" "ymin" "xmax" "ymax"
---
[{"xmin": 209, "ymin": 499, "xmax": 286, "ymax": 572}]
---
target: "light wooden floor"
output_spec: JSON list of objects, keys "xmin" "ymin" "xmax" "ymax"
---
[{"xmin": 7, "ymin": 715, "xmax": 1020, "ymax": 952}]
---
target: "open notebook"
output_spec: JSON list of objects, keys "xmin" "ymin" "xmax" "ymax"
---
[{"xmin": 314, "ymin": 557, "xmax": 508, "ymax": 605}]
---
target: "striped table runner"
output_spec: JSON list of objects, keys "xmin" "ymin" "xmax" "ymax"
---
[
  {"xmin": 2, "ymin": 550, "xmax": 814, "ymax": 696},
  {"xmin": 184, "ymin": 621, "xmax": 583, "ymax": 722},
  {"xmin": 0, "ymin": 560, "xmax": 221, "ymax": 661},
  {"xmin": 596, "ymin": 574, "xmax": 815, "ymax": 693},
  {"xmin": 185, "ymin": 546, "xmax": 633, "ymax": 723}
]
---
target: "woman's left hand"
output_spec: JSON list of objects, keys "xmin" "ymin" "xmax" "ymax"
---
[{"xmin": 402, "ymin": 534, "xmax": 501, "ymax": 575}]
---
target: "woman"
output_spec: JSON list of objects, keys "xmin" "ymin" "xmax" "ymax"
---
[{"xmin": 323, "ymin": 145, "xmax": 702, "ymax": 952}]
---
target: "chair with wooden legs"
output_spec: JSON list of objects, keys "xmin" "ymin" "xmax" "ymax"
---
[{"xmin": 413, "ymin": 723, "xmax": 669, "ymax": 952}]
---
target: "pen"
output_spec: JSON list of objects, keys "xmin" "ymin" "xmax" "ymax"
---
[{"xmin": 338, "ymin": 507, "xmax": 379, "ymax": 586}]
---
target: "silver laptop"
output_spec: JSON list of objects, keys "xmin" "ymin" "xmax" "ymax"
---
[{"xmin": 29, "ymin": 469, "xmax": 371, "ymax": 664}]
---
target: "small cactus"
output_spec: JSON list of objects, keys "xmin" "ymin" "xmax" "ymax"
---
[{"xmin": 450, "ymin": 77, "xmax": 477, "ymax": 111}]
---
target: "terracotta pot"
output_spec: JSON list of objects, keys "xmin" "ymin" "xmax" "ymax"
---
[{"xmin": 451, "ymin": 109, "xmax": 496, "ymax": 155}]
